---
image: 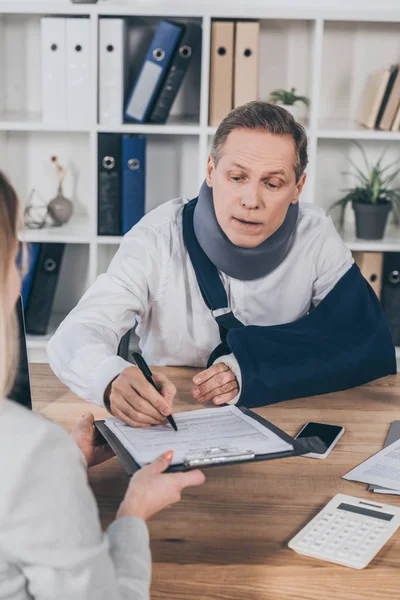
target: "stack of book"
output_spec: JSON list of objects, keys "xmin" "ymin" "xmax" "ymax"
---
[
  {"xmin": 100, "ymin": 19, "xmax": 202, "ymax": 126},
  {"xmin": 359, "ymin": 64, "xmax": 400, "ymax": 131},
  {"xmin": 18, "ymin": 243, "xmax": 65, "ymax": 335},
  {"xmin": 97, "ymin": 134, "xmax": 146, "ymax": 236},
  {"xmin": 208, "ymin": 20, "xmax": 260, "ymax": 127}
]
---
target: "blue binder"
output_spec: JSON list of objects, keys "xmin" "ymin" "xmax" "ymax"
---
[
  {"xmin": 122, "ymin": 135, "xmax": 146, "ymax": 234},
  {"xmin": 124, "ymin": 20, "xmax": 183, "ymax": 123},
  {"xmin": 17, "ymin": 242, "xmax": 41, "ymax": 311}
]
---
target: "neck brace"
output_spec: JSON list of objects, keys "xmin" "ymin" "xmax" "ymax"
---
[{"xmin": 192, "ymin": 180, "xmax": 299, "ymax": 281}]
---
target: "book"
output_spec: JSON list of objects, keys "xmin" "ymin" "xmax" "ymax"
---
[
  {"xmin": 378, "ymin": 64, "xmax": 400, "ymax": 130},
  {"xmin": 149, "ymin": 22, "xmax": 202, "ymax": 124},
  {"xmin": 25, "ymin": 243, "xmax": 65, "ymax": 335},
  {"xmin": 98, "ymin": 133, "xmax": 122, "ymax": 236},
  {"xmin": 233, "ymin": 20, "xmax": 260, "ymax": 108},
  {"xmin": 209, "ymin": 20, "xmax": 235, "ymax": 126},
  {"xmin": 124, "ymin": 20, "xmax": 184, "ymax": 123},
  {"xmin": 121, "ymin": 135, "xmax": 146, "ymax": 234},
  {"xmin": 375, "ymin": 64, "xmax": 400, "ymax": 129},
  {"xmin": 359, "ymin": 68, "xmax": 391, "ymax": 129}
]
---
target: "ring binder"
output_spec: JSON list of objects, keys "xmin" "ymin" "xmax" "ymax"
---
[{"xmin": 183, "ymin": 447, "xmax": 255, "ymax": 468}]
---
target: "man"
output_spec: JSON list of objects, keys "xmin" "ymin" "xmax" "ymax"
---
[{"xmin": 47, "ymin": 102, "xmax": 396, "ymax": 428}]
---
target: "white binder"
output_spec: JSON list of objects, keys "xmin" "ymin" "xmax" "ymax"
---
[
  {"xmin": 99, "ymin": 18, "xmax": 125, "ymax": 126},
  {"xmin": 66, "ymin": 18, "xmax": 91, "ymax": 127},
  {"xmin": 41, "ymin": 17, "xmax": 67, "ymax": 125}
]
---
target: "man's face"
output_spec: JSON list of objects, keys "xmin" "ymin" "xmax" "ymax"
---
[{"xmin": 206, "ymin": 128, "xmax": 306, "ymax": 248}]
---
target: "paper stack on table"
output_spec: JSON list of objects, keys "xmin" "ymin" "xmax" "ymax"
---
[{"xmin": 342, "ymin": 421, "xmax": 400, "ymax": 495}]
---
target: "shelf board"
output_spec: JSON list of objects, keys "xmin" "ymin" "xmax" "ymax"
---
[
  {"xmin": 97, "ymin": 235, "xmax": 123, "ymax": 245},
  {"xmin": 0, "ymin": 2, "xmax": 92, "ymax": 15},
  {"xmin": 97, "ymin": 117, "xmax": 200, "ymax": 136},
  {"xmin": 340, "ymin": 223, "xmax": 400, "ymax": 252},
  {"xmin": 26, "ymin": 312, "xmax": 65, "ymax": 350},
  {"xmin": 0, "ymin": 111, "xmax": 91, "ymax": 132},
  {"xmin": 19, "ymin": 215, "xmax": 94, "ymax": 245},
  {"xmin": 318, "ymin": 120, "xmax": 400, "ymax": 141}
]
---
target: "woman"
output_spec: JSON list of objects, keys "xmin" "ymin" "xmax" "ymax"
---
[{"xmin": 0, "ymin": 171, "xmax": 205, "ymax": 599}]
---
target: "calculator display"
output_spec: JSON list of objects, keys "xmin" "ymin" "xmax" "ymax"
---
[{"xmin": 338, "ymin": 503, "xmax": 393, "ymax": 522}]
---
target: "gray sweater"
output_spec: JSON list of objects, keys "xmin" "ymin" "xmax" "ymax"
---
[{"xmin": 0, "ymin": 399, "xmax": 151, "ymax": 600}]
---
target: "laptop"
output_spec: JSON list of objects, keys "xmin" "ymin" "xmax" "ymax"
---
[{"xmin": 8, "ymin": 295, "xmax": 32, "ymax": 409}]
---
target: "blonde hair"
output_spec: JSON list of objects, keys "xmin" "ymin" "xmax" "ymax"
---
[{"xmin": 0, "ymin": 171, "xmax": 20, "ymax": 399}]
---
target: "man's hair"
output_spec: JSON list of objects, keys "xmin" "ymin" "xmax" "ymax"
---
[{"xmin": 210, "ymin": 101, "xmax": 308, "ymax": 183}]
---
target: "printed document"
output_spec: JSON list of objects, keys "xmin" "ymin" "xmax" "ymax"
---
[
  {"xmin": 343, "ymin": 439, "xmax": 400, "ymax": 491},
  {"xmin": 104, "ymin": 405, "xmax": 293, "ymax": 466}
]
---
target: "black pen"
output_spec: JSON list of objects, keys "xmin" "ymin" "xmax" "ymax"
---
[{"xmin": 131, "ymin": 352, "xmax": 178, "ymax": 432}]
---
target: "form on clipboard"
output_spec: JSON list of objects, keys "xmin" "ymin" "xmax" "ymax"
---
[{"xmin": 95, "ymin": 405, "xmax": 324, "ymax": 475}]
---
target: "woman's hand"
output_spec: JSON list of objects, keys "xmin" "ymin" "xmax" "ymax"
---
[
  {"xmin": 117, "ymin": 450, "xmax": 205, "ymax": 521},
  {"xmin": 71, "ymin": 412, "xmax": 115, "ymax": 468}
]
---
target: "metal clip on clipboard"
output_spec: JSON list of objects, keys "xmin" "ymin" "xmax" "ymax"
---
[{"xmin": 183, "ymin": 446, "xmax": 255, "ymax": 468}]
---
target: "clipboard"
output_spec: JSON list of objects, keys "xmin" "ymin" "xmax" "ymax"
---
[{"xmin": 95, "ymin": 407, "xmax": 327, "ymax": 476}]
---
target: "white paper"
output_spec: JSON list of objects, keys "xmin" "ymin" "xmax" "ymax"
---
[
  {"xmin": 343, "ymin": 439, "xmax": 400, "ymax": 491},
  {"xmin": 105, "ymin": 405, "xmax": 293, "ymax": 466}
]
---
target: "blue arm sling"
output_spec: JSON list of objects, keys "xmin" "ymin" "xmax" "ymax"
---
[{"xmin": 182, "ymin": 198, "xmax": 397, "ymax": 408}]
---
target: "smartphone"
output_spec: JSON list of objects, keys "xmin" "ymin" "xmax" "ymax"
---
[{"xmin": 294, "ymin": 422, "xmax": 345, "ymax": 459}]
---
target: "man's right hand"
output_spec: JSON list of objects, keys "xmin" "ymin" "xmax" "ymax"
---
[{"xmin": 105, "ymin": 366, "xmax": 176, "ymax": 428}]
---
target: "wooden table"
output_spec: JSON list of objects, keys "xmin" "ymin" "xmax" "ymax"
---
[{"xmin": 31, "ymin": 364, "xmax": 400, "ymax": 600}]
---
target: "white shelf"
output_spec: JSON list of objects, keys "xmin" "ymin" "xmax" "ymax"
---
[
  {"xmin": 97, "ymin": 236, "xmax": 123, "ymax": 245},
  {"xmin": 341, "ymin": 224, "xmax": 400, "ymax": 252},
  {"xmin": 19, "ymin": 215, "xmax": 94, "ymax": 245},
  {"xmin": 97, "ymin": 115, "xmax": 200, "ymax": 136},
  {"xmin": 0, "ymin": 2, "xmax": 93, "ymax": 15},
  {"xmin": 26, "ymin": 312, "xmax": 65, "ymax": 350},
  {"xmin": 2, "ymin": 2, "xmax": 399, "ymax": 364},
  {"xmin": 318, "ymin": 120, "xmax": 400, "ymax": 141},
  {"xmin": 0, "ymin": 111, "xmax": 91, "ymax": 132}
]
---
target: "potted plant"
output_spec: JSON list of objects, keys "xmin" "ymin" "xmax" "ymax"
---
[
  {"xmin": 268, "ymin": 87, "xmax": 310, "ymax": 120},
  {"xmin": 329, "ymin": 141, "xmax": 400, "ymax": 240}
]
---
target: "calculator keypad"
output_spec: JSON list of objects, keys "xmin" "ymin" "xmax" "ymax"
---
[
  {"xmin": 300, "ymin": 514, "xmax": 389, "ymax": 564},
  {"xmin": 289, "ymin": 495, "xmax": 398, "ymax": 569}
]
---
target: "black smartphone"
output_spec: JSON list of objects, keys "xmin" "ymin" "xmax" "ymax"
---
[{"xmin": 295, "ymin": 422, "xmax": 345, "ymax": 459}]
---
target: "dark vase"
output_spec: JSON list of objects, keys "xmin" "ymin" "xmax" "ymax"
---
[{"xmin": 352, "ymin": 201, "xmax": 392, "ymax": 240}]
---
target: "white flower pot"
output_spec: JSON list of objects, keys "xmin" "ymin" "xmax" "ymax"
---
[{"xmin": 279, "ymin": 104, "xmax": 299, "ymax": 120}]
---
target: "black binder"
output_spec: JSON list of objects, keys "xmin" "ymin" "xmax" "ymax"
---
[
  {"xmin": 95, "ymin": 408, "xmax": 326, "ymax": 476},
  {"xmin": 24, "ymin": 243, "xmax": 65, "ymax": 335},
  {"xmin": 381, "ymin": 252, "xmax": 400, "ymax": 345},
  {"xmin": 148, "ymin": 22, "xmax": 202, "ymax": 124},
  {"xmin": 98, "ymin": 133, "xmax": 122, "ymax": 236}
]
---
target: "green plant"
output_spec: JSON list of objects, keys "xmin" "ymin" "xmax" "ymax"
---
[
  {"xmin": 328, "ymin": 141, "xmax": 400, "ymax": 229},
  {"xmin": 268, "ymin": 87, "xmax": 310, "ymax": 107}
]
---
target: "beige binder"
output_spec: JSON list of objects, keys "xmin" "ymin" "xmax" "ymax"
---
[
  {"xmin": 209, "ymin": 21, "xmax": 234, "ymax": 127},
  {"xmin": 234, "ymin": 20, "xmax": 260, "ymax": 108},
  {"xmin": 391, "ymin": 102, "xmax": 400, "ymax": 131},
  {"xmin": 379, "ymin": 65, "xmax": 400, "ymax": 131},
  {"xmin": 353, "ymin": 251, "xmax": 384, "ymax": 299},
  {"xmin": 359, "ymin": 69, "xmax": 391, "ymax": 129}
]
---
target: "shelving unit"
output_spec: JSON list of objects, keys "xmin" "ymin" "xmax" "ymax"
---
[{"xmin": 0, "ymin": 1, "xmax": 399, "ymax": 364}]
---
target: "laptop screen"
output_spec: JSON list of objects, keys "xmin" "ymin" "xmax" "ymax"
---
[{"xmin": 8, "ymin": 295, "xmax": 32, "ymax": 409}]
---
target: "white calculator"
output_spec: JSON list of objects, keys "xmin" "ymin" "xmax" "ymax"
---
[{"xmin": 288, "ymin": 494, "xmax": 400, "ymax": 569}]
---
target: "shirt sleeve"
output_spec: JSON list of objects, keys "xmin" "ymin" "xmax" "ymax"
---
[
  {"xmin": 0, "ymin": 422, "xmax": 151, "ymax": 600},
  {"xmin": 47, "ymin": 225, "xmax": 166, "ymax": 406},
  {"xmin": 311, "ymin": 215, "xmax": 354, "ymax": 307}
]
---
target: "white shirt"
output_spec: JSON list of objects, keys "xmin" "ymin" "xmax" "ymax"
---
[
  {"xmin": 47, "ymin": 198, "xmax": 353, "ymax": 407},
  {"xmin": 0, "ymin": 398, "xmax": 151, "ymax": 600}
]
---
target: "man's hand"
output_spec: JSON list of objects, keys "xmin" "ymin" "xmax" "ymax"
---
[
  {"xmin": 106, "ymin": 366, "xmax": 177, "ymax": 428},
  {"xmin": 191, "ymin": 362, "xmax": 239, "ymax": 405},
  {"xmin": 71, "ymin": 412, "xmax": 115, "ymax": 468}
]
